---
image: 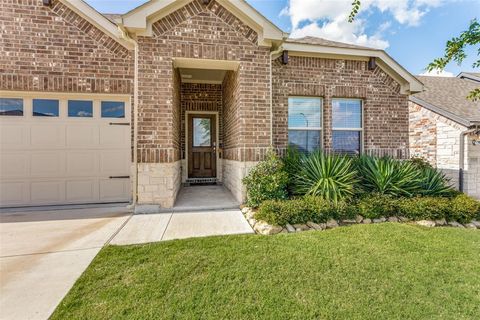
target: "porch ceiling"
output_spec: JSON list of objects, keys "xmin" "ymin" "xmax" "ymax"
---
[{"xmin": 179, "ymin": 68, "xmax": 227, "ymax": 84}]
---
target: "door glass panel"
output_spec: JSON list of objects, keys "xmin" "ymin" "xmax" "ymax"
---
[
  {"xmin": 101, "ymin": 101, "xmax": 125, "ymax": 118},
  {"xmin": 0, "ymin": 98, "xmax": 23, "ymax": 116},
  {"xmin": 33, "ymin": 99, "xmax": 59, "ymax": 117},
  {"xmin": 193, "ymin": 118, "xmax": 211, "ymax": 147},
  {"xmin": 68, "ymin": 100, "xmax": 93, "ymax": 117}
]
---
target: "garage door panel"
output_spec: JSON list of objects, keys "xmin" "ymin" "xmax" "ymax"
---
[
  {"xmin": 1, "ymin": 95, "xmax": 131, "ymax": 207},
  {"xmin": 99, "ymin": 150, "xmax": 130, "ymax": 175},
  {"xmin": 30, "ymin": 152, "xmax": 65, "ymax": 177},
  {"xmin": 66, "ymin": 152, "xmax": 98, "ymax": 176},
  {"xmin": 99, "ymin": 126, "xmax": 129, "ymax": 147},
  {"xmin": 66, "ymin": 125, "xmax": 98, "ymax": 148},
  {"xmin": 0, "ymin": 181, "xmax": 28, "ymax": 206},
  {"xmin": 65, "ymin": 179, "xmax": 97, "ymax": 202},
  {"xmin": 30, "ymin": 125, "xmax": 65, "ymax": 148},
  {"xmin": 99, "ymin": 179, "xmax": 130, "ymax": 202},
  {"xmin": 1, "ymin": 153, "xmax": 28, "ymax": 178},
  {"xmin": 30, "ymin": 181, "xmax": 64, "ymax": 203},
  {"xmin": 0, "ymin": 125, "xmax": 27, "ymax": 149}
]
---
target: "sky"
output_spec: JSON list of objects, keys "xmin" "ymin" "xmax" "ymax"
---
[{"xmin": 85, "ymin": 0, "xmax": 480, "ymax": 76}]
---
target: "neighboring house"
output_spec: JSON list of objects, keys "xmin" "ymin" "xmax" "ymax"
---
[
  {"xmin": 0, "ymin": 0, "xmax": 423, "ymax": 209},
  {"xmin": 409, "ymin": 72, "xmax": 480, "ymax": 199}
]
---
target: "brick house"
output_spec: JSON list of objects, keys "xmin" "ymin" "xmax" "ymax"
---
[
  {"xmin": 409, "ymin": 72, "xmax": 480, "ymax": 199},
  {"xmin": 0, "ymin": 0, "xmax": 423, "ymax": 209}
]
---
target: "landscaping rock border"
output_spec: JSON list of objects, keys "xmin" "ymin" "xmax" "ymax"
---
[{"xmin": 240, "ymin": 207, "xmax": 480, "ymax": 235}]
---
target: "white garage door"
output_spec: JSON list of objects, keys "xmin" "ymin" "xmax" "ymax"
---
[{"xmin": 0, "ymin": 93, "xmax": 131, "ymax": 207}]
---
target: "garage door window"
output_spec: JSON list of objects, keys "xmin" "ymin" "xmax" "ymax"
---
[
  {"xmin": 68, "ymin": 100, "xmax": 93, "ymax": 118},
  {"xmin": 0, "ymin": 98, "xmax": 23, "ymax": 116},
  {"xmin": 33, "ymin": 99, "xmax": 59, "ymax": 117},
  {"xmin": 101, "ymin": 101, "xmax": 125, "ymax": 118}
]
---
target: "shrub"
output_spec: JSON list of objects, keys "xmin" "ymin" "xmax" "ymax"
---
[
  {"xmin": 355, "ymin": 156, "xmax": 420, "ymax": 197},
  {"xmin": 356, "ymin": 194, "xmax": 397, "ymax": 219},
  {"xmin": 242, "ymin": 151, "xmax": 289, "ymax": 208},
  {"xmin": 417, "ymin": 167, "xmax": 454, "ymax": 197},
  {"xmin": 282, "ymin": 146, "xmax": 303, "ymax": 195},
  {"xmin": 256, "ymin": 196, "xmax": 356, "ymax": 225},
  {"xmin": 407, "ymin": 157, "xmax": 433, "ymax": 170},
  {"xmin": 293, "ymin": 152, "xmax": 358, "ymax": 203},
  {"xmin": 256, "ymin": 198, "xmax": 316, "ymax": 226},
  {"xmin": 397, "ymin": 197, "xmax": 450, "ymax": 221},
  {"xmin": 448, "ymin": 194, "xmax": 480, "ymax": 223}
]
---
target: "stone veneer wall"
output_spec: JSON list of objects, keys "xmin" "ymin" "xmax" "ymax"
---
[
  {"xmin": 222, "ymin": 159, "xmax": 258, "ymax": 203},
  {"xmin": 409, "ymin": 101, "xmax": 479, "ymax": 199},
  {"xmin": 272, "ymin": 56, "xmax": 410, "ymax": 156},
  {"xmin": 136, "ymin": 162, "xmax": 182, "ymax": 208}
]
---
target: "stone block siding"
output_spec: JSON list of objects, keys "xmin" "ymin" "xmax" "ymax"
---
[
  {"xmin": 136, "ymin": 162, "xmax": 182, "ymax": 208},
  {"xmin": 409, "ymin": 101, "xmax": 479, "ymax": 198},
  {"xmin": 180, "ymin": 82, "xmax": 223, "ymax": 158},
  {"xmin": 272, "ymin": 56, "xmax": 409, "ymax": 156},
  {"xmin": 136, "ymin": 0, "xmax": 271, "ymax": 164},
  {"xmin": 0, "ymin": 0, "xmax": 133, "ymax": 93},
  {"xmin": 222, "ymin": 159, "xmax": 258, "ymax": 203}
]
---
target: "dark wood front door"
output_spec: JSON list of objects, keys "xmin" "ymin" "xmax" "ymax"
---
[{"xmin": 188, "ymin": 114, "xmax": 216, "ymax": 178}]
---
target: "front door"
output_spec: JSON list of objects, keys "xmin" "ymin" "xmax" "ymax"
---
[{"xmin": 188, "ymin": 114, "xmax": 216, "ymax": 178}]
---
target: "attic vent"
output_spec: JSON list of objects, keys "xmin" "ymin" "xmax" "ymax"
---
[
  {"xmin": 368, "ymin": 57, "xmax": 376, "ymax": 70},
  {"xmin": 202, "ymin": 0, "xmax": 211, "ymax": 4}
]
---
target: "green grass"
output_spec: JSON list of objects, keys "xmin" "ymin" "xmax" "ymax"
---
[{"xmin": 52, "ymin": 224, "xmax": 480, "ymax": 320}]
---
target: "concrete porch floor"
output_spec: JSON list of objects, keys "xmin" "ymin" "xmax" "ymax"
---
[{"xmin": 173, "ymin": 185, "xmax": 240, "ymax": 211}]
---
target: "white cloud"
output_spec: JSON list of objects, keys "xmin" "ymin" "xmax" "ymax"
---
[
  {"xmin": 419, "ymin": 68, "xmax": 455, "ymax": 77},
  {"xmin": 282, "ymin": 0, "xmax": 445, "ymax": 49}
]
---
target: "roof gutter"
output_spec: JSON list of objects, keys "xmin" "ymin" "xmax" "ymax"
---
[{"xmin": 118, "ymin": 25, "xmax": 139, "ymax": 206}]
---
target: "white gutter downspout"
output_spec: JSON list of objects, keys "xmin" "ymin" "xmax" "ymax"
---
[
  {"xmin": 119, "ymin": 26, "xmax": 139, "ymax": 206},
  {"xmin": 459, "ymin": 127, "xmax": 476, "ymax": 192},
  {"xmin": 270, "ymin": 45, "xmax": 284, "ymax": 147}
]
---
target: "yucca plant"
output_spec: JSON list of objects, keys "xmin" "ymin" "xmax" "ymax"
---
[
  {"xmin": 293, "ymin": 152, "xmax": 357, "ymax": 203},
  {"xmin": 356, "ymin": 156, "xmax": 420, "ymax": 197},
  {"xmin": 418, "ymin": 167, "xmax": 454, "ymax": 196}
]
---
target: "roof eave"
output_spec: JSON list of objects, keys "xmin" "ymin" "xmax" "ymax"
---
[
  {"xmin": 410, "ymin": 96, "xmax": 472, "ymax": 127},
  {"xmin": 283, "ymin": 42, "xmax": 424, "ymax": 94}
]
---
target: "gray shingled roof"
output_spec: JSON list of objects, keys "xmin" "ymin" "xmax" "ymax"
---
[
  {"xmin": 411, "ymin": 76, "xmax": 480, "ymax": 126},
  {"xmin": 286, "ymin": 36, "xmax": 377, "ymax": 50}
]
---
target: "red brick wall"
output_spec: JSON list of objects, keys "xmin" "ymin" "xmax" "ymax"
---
[
  {"xmin": 272, "ymin": 56, "xmax": 409, "ymax": 156},
  {"xmin": 180, "ymin": 83, "xmax": 223, "ymax": 158},
  {"xmin": 136, "ymin": 0, "xmax": 271, "ymax": 163},
  {"xmin": 0, "ymin": 0, "xmax": 133, "ymax": 93}
]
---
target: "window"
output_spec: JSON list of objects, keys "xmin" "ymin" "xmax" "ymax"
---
[
  {"xmin": 193, "ymin": 118, "xmax": 211, "ymax": 147},
  {"xmin": 68, "ymin": 100, "xmax": 93, "ymax": 117},
  {"xmin": 288, "ymin": 97, "xmax": 322, "ymax": 153},
  {"xmin": 33, "ymin": 99, "xmax": 59, "ymax": 117},
  {"xmin": 101, "ymin": 101, "xmax": 125, "ymax": 118},
  {"xmin": 332, "ymin": 99, "xmax": 363, "ymax": 155},
  {"xmin": 0, "ymin": 98, "xmax": 23, "ymax": 116}
]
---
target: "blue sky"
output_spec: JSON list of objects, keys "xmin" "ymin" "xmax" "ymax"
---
[{"xmin": 86, "ymin": 0, "xmax": 479, "ymax": 76}]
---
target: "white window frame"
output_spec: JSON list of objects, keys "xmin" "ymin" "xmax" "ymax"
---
[
  {"xmin": 287, "ymin": 96, "xmax": 323, "ymax": 151},
  {"xmin": 332, "ymin": 98, "xmax": 364, "ymax": 154}
]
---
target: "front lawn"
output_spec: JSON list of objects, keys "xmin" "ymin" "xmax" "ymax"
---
[{"xmin": 52, "ymin": 224, "xmax": 480, "ymax": 319}]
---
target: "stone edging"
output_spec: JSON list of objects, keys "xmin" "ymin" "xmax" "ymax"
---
[{"xmin": 241, "ymin": 207, "xmax": 480, "ymax": 235}]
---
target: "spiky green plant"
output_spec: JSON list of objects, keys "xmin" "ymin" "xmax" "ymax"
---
[
  {"xmin": 282, "ymin": 146, "xmax": 304, "ymax": 195},
  {"xmin": 418, "ymin": 167, "xmax": 454, "ymax": 196},
  {"xmin": 293, "ymin": 152, "xmax": 357, "ymax": 203},
  {"xmin": 356, "ymin": 156, "xmax": 420, "ymax": 197}
]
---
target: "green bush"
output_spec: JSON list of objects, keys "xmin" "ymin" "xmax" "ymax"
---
[
  {"xmin": 417, "ymin": 167, "xmax": 454, "ymax": 197},
  {"xmin": 242, "ymin": 151, "xmax": 289, "ymax": 208},
  {"xmin": 407, "ymin": 157, "xmax": 433, "ymax": 170},
  {"xmin": 448, "ymin": 194, "xmax": 480, "ymax": 223},
  {"xmin": 256, "ymin": 196, "xmax": 356, "ymax": 225},
  {"xmin": 293, "ymin": 152, "xmax": 357, "ymax": 203},
  {"xmin": 256, "ymin": 198, "xmax": 316, "ymax": 225},
  {"xmin": 282, "ymin": 146, "xmax": 303, "ymax": 195},
  {"xmin": 356, "ymin": 194, "xmax": 397, "ymax": 219},
  {"xmin": 397, "ymin": 197, "xmax": 450, "ymax": 221},
  {"xmin": 355, "ymin": 156, "xmax": 420, "ymax": 197}
]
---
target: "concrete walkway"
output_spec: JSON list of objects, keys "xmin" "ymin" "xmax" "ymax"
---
[
  {"xmin": 173, "ymin": 185, "xmax": 240, "ymax": 211},
  {"xmin": 0, "ymin": 206, "xmax": 131, "ymax": 320},
  {"xmin": 111, "ymin": 209, "xmax": 253, "ymax": 245}
]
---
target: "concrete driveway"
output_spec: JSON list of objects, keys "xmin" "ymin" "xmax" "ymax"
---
[{"xmin": 0, "ymin": 206, "xmax": 131, "ymax": 320}]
